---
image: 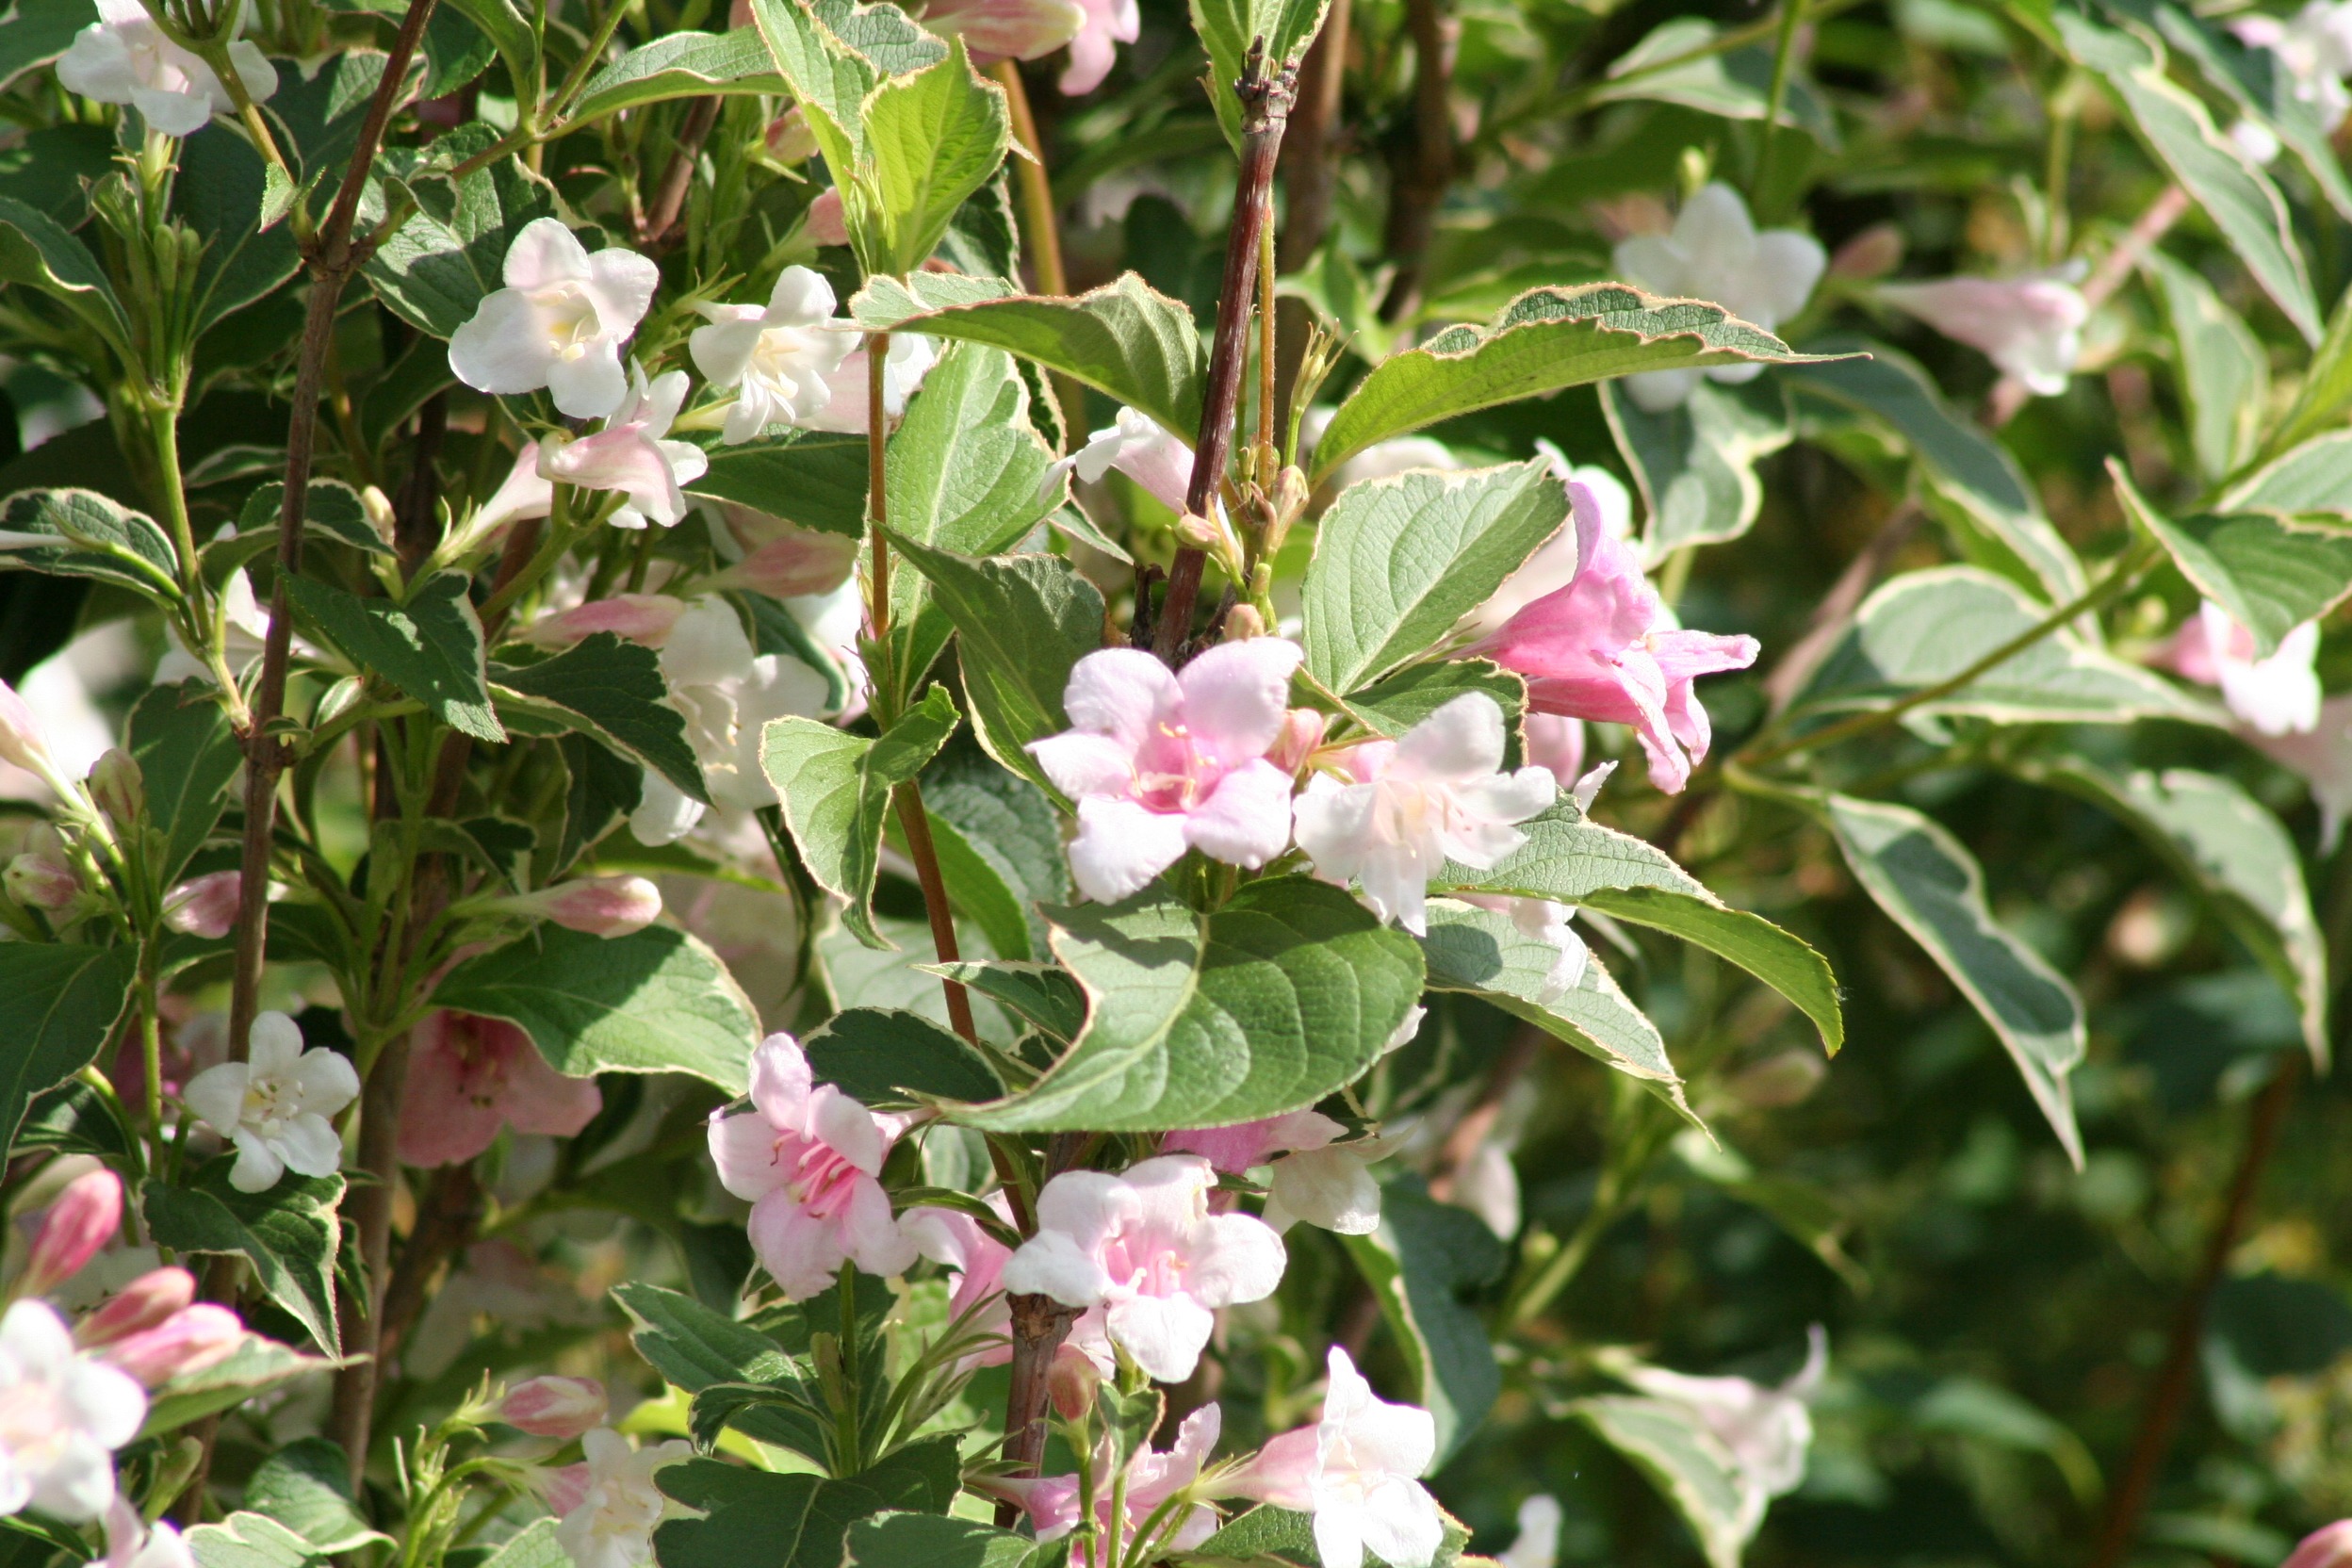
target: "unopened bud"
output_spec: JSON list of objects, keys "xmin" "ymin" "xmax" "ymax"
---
[
  {"xmin": 1046, "ymin": 1344, "xmax": 1100, "ymax": 1420},
  {"xmin": 1829, "ymin": 222, "xmax": 1903, "ymax": 281},
  {"xmin": 1267, "ymin": 465, "xmax": 1309, "ymax": 544},
  {"xmin": 1222, "ymin": 604, "xmax": 1266, "ymax": 642},
  {"xmin": 709, "ymin": 532, "xmax": 859, "ymax": 600},
  {"xmin": 0, "ymin": 678, "xmax": 62, "ymax": 789},
  {"xmin": 7, "ymin": 852, "xmax": 79, "ymax": 912},
  {"xmin": 498, "ymin": 1376, "xmax": 609, "ymax": 1438},
  {"xmin": 89, "ymin": 749, "xmax": 143, "ymax": 830},
  {"xmin": 101, "ymin": 1303, "xmax": 242, "ymax": 1386},
  {"xmin": 20, "ymin": 1168, "xmax": 122, "ymax": 1298},
  {"xmin": 765, "ymin": 106, "xmax": 819, "ymax": 163},
  {"xmin": 162, "ymin": 870, "xmax": 243, "ymax": 939},
  {"xmin": 491, "ymin": 876, "xmax": 663, "ymax": 938},
  {"xmin": 1266, "ymin": 709, "xmax": 1326, "ymax": 775},
  {"xmin": 361, "ymin": 485, "xmax": 400, "ymax": 549},
  {"xmin": 2284, "ymin": 1521, "xmax": 2352, "ymax": 1568},
  {"xmin": 1174, "ymin": 512, "xmax": 1223, "ymax": 550},
  {"xmin": 803, "ymin": 187, "xmax": 850, "ymax": 248},
  {"xmin": 520, "ymin": 593, "xmax": 685, "ymax": 650},
  {"xmin": 76, "ymin": 1267, "xmax": 198, "ymax": 1348},
  {"xmin": 920, "ymin": 0, "xmax": 1085, "ymax": 60}
]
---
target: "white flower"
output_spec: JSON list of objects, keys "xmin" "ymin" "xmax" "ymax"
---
[
  {"xmin": 1496, "ymin": 1495, "xmax": 1561, "ymax": 1568},
  {"xmin": 1612, "ymin": 184, "xmax": 1825, "ymax": 412},
  {"xmin": 1000, "ymin": 1154, "xmax": 1286, "ymax": 1383},
  {"xmin": 2247, "ymin": 694, "xmax": 2352, "ymax": 849},
  {"xmin": 1226, "ymin": 1347, "xmax": 1446, "ymax": 1568},
  {"xmin": 0, "ymin": 1299, "xmax": 147, "ymax": 1521},
  {"xmin": 449, "ymin": 219, "xmax": 661, "ymax": 420},
  {"xmin": 793, "ymin": 334, "xmax": 939, "ymax": 434},
  {"xmin": 1164, "ymin": 1113, "xmax": 1385, "ymax": 1235},
  {"xmin": 540, "ymin": 368, "xmax": 710, "ymax": 531},
  {"xmin": 89, "ymin": 1498, "xmax": 192, "ymax": 1568},
  {"xmin": 1459, "ymin": 894, "xmax": 1588, "ymax": 1002},
  {"xmin": 181, "ymin": 1011, "xmax": 359, "ymax": 1192},
  {"xmin": 1878, "ymin": 273, "xmax": 2089, "ymax": 398},
  {"xmin": 689, "ymin": 267, "xmax": 858, "ymax": 443},
  {"xmin": 1047, "ymin": 405, "xmax": 1194, "ymax": 514},
  {"xmin": 56, "ymin": 0, "xmax": 275, "ymax": 139},
  {"xmin": 2236, "ymin": 2, "xmax": 2352, "ymax": 125},
  {"xmin": 1293, "ymin": 693, "xmax": 1557, "ymax": 937},
  {"xmin": 1602, "ymin": 1326, "xmax": 1828, "ymax": 1543},
  {"xmin": 551, "ymin": 1429, "xmax": 691, "ymax": 1568},
  {"xmin": 2171, "ymin": 600, "xmax": 2322, "ymax": 736},
  {"xmin": 626, "ymin": 598, "xmax": 832, "ymax": 845}
]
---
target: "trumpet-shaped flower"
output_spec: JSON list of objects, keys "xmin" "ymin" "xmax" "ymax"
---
[
  {"xmin": 1026, "ymin": 640, "xmax": 1305, "ymax": 904},
  {"xmin": 549, "ymin": 1429, "xmax": 691, "ymax": 1568},
  {"xmin": 93, "ymin": 1303, "xmax": 239, "ymax": 1387},
  {"xmin": 160, "ymin": 869, "xmax": 242, "ymax": 939},
  {"xmin": 689, "ymin": 267, "xmax": 858, "ymax": 443},
  {"xmin": 1611, "ymin": 184, "xmax": 1825, "ymax": 412},
  {"xmin": 182, "ymin": 1011, "xmax": 359, "ymax": 1192},
  {"xmin": 923, "ymin": 0, "xmax": 1087, "ymax": 63},
  {"xmin": 540, "ymin": 368, "xmax": 709, "ymax": 531},
  {"xmin": 72, "ymin": 1269, "xmax": 193, "ymax": 1350},
  {"xmin": 1225, "ymin": 1347, "xmax": 1445, "ymax": 1568},
  {"xmin": 0, "ymin": 1299, "xmax": 146, "ymax": 1520},
  {"xmin": 707, "ymin": 1034, "xmax": 918, "ymax": 1298},
  {"xmin": 900, "ymin": 1201, "xmax": 1015, "ymax": 1365},
  {"xmin": 2167, "ymin": 599, "xmax": 2321, "ymax": 736},
  {"xmin": 1473, "ymin": 499, "xmax": 1759, "ymax": 795},
  {"xmin": 628, "ymin": 597, "xmax": 832, "ymax": 843},
  {"xmin": 1060, "ymin": 0, "xmax": 1139, "ymax": 93},
  {"xmin": 449, "ymin": 220, "xmax": 660, "ymax": 419},
  {"xmin": 56, "ymin": 0, "xmax": 275, "ymax": 139},
  {"xmin": 1163, "ymin": 1112, "xmax": 1382, "ymax": 1234},
  {"xmin": 398, "ymin": 1011, "xmax": 604, "ymax": 1168},
  {"xmin": 1049, "ymin": 406, "xmax": 1194, "ymax": 514},
  {"xmin": 88, "ymin": 1497, "xmax": 193, "ymax": 1568},
  {"xmin": 2246, "ymin": 694, "xmax": 2352, "ymax": 849},
  {"xmin": 1496, "ymin": 1495, "xmax": 1562, "ymax": 1568},
  {"xmin": 794, "ymin": 335, "xmax": 940, "ymax": 434},
  {"xmin": 1878, "ymin": 274, "xmax": 2088, "ymax": 397},
  {"xmin": 1017, "ymin": 1404, "xmax": 1222, "ymax": 1568},
  {"xmin": 1292, "ymin": 693, "xmax": 1556, "ymax": 936},
  {"xmin": 1001, "ymin": 1154, "xmax": 1285, "ymax": 1383},
  {"xmin": 1602, "ymin": 1326, "xmax": 1827, "ymax": 1543},
  {"xmin": 471, "ymin": 446, "xmax": 556, "ymax": 539}
]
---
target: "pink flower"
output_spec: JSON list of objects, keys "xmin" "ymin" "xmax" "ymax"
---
[
  {"xmin": 1026, "ymin": 640, "xmax": 1305, "ymax": 904},
  {"xmin": 1474, "ymin": 498, "xmax": 1759, "ymax": 794},
  {"xmin": 539, "ymin": 368, "xmax": 710, "ymax": 530},
  {"xmin": 1163, "ymin": 1111, "xmax": 1381, "ymax": 1234},
  {"xmin": 521, "ymin": 594, "xmax": 686, "ymax": 650},
  {"xmin": 1224, "ymin": 1347, "xmax": 1444, "ymax": 1568},
  {"xmin": 21, "ymin": 1171, "xmax": 122, "ymax": 1298},
  {"xmin": 0, "ymin": 678, "xmax": 77, "ymax": 800},
  {"xmin": 489, "ymin": 876, "xmax": 663, "ymax": 938},
  {"xmin": 0, "ymin": 1299, "xmax": 146, "ymax": 1519},
  {"xmin": 923, "ymin": 0, "xmax": 1086, "ymax": 64},
  {"xmin": 499, "ymin": 1375, "xmax": 609, "ymax": 1438},
  {"xmin": 790, "ymin": 334, "xmax": 939, "ymax": 435},
  {"xmin": 473, "ymin": 446, "xmax": 556, "ymax": 539},
  {"xmin": 160, "ymin": 869, "xmax": 242, "ymax": 939},
  {"xmin": 94, "ymin": 1302, "xmax": 240, "ymax": 1386},
  {"xmin": 803, "ymin": 187, "xmax": 848, "ymax": 247},
  {"xmin": 88, "ymin": 1496, "xmax": 194, "ymax": 1568},
  {"xmin": 1291, "ymin": 694, "xmax": 1557, "ymax": 936},
  {"xmin": 1000, "ymin": 1154, "xmax": 1285, "ymax": 1383},
  {"xmin": 1267, "ymin": 709, "xmax": 1327, "ymax": 776},
  {"xmin": 449, "ymin": 220, "xmax": 660, "ymax": 420},
  {"xmin": 73, "ymin": 1269, "xmax": 193, "ymax": 1348},
  {"xmin": 706, "ymin": 1034, "xmax": 918, "ymax": 1298},
  {"xmin": 1878, "ymin": 274, "xmax": 2088, "ymax": 397},
  {"xmin": 899, "ymin": 1201, "xmax": 1014, "ymax": 1365},
  {"xmin": 2248, "ymin": 694, "xmax": 2352, "ymax": 849},
  {"xmin": 397, "ymin": 1011, "xmax": 604, "ymax": 1168},
  {"xmin": 1016, "ymin": 1404, "xmax": 1222, "ymax": 1568},
  {"xmin": 1521, "ymin": 713, "xmax": 1583, "ymax": 782},
  {"xmin": 2166, "ymin": 600, "xmax": 2321, "ymax": 736},
  {"xmin": 708, "ymin": 531, "xmax": 859, "ymax": 601},
  {"xmin": 1058, "ymin": 0, "xmax": 1137, "ymax": 93},
  {"xmin": 1051, "ymin": 406, "xmax": 1192, "ymax": 514},
  {"xmin": 2286, "ymin": 1521, "xmax": 2352, "ymax": 1568}
]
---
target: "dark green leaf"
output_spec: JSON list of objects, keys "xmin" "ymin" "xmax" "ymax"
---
[
  {"xmin": 143, "ymin": 1166, "xmax": 345, "ymax": 1355},
  {"xmin": 2114, "ymin": 469, "xmax": 2352, "ymax": 658},
  {"xmin": 0, "ymin": 941, "xmax": 137, "ymax": 1153},
  {"xmin": 127, "ymin": 680, "xmax": 243, "ymax": 884},
  {"xmin": 654, "ymin": 1461, "xmax": 883, "ymax": 1568},
  {"xmin": 803, "ymin": 1007, "xmax": 1004, "ymax": 1103},
  {"xmin": 1341, "ymin": 1178, "xmax": 1508, "ymax": 1465},
  {"xmin": 494, "ymin": 632, "xmax": 707, "ymax": 802},
  {"xmin": 1602, "ymin": 375, "xmax": 1790, "ymax": 562},
  {"xmin": 286, "ymin": 571, "xmax": 504, "ymax": 742}
]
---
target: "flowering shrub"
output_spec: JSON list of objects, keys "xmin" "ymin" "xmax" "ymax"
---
[{"xmin": 6, "ymin": 0, "xmax": 2352, "ymax": 1561}]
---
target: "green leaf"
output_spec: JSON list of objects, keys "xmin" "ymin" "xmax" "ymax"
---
[
  {"xmin": 436, "ymin": 0, "xmax": 535, "ymax": 100},
  {"xmin": 244, "ymin": 1439, "xmax": 389, "ymax": 1554},
  {"xmin": 2059, "ymin": 9, "xmax": 2320, "ymax": 342},
  {"xmin": 693, "ymin": 430, "xmax": 872, "ymax": 538},
  {"xmin": 286, "ymin": 571, "xmax": 504, "ymax": 742},
  {"xmin": 2148, "ymin": 251, "xmax": 2268, "ymax": 483},
  {"xmin": 0, "ymin": 942, "xmax": 137, "ymax": 1158},
  {"xmin": 0, "ymin": 123, "xmax": 115, "ymax": 222},
  {"xmin": 762, "ymin": 685, "xmax": 961, "ymax": 947},
  {"xmin": 362, "ymin": 131, "xmax": 558, "ymax": 338},
  {"xmin": 1588, "ymin": 17, "xmax": 1838, "ymax": 146},
  {"xmin": 564, "ymin": 28, "xmax": 787, "ymax": 125},
  {"xmin": 2026, "ymin": 759, "xmax": 2328, "ymax": 1071},
  {"xmin": 419, "ymin": 5, "xmax": 494, "ymax": 97},
  {"xmin": 143, "ymin": 1166, "xmax": 346, "ymax": 1355},
  {"xmin": 0, "ymin": 193, "xmax": 131, "ymax": 351},
  {"xmin": 1300, "ymin": 458, "xmax": 1570, "ymax": 693},
  {"xmin": 494, "ymin": 632, "xmax": 709, "ymax": 802},
  {"xmin": 480, "ymin": 1521, "xmax": 568, "ymax": 1568},
  {"xmin": 1790, "ymin": 566, "xmax": 2214, "ymax": 727},
  {"xmin": 1310, "ymin": 284, "xmax": 1844, "ymax": 484},
  {"xmin": 2114, "ymin": 470, "xmax": 2352, "ymax": 658},
  {"xmin": 232, "ymin": 479, "xmax": 390, "ymax": 561},
  {"xmin": 1341, "ymin": 1178, "xmax": 1508, "ymax": 1465},
  {"xmin": 127, "ymin": 681, "xmax": 243, "ymax": 885},
  {"xmin": 850, "ymin": 270, "xmax": 1016, "ymax": 329},
  {"xmin": 956, "ymin": 876, "xmax": 1425, "ymax": 1133},
  {"xmin": 2220, "ymin": 429, "xmax": 2352, "ymax": 517},
  {"xmin": 175, "ymin": 122, "xmax": 302, "ymax": 334},
  {"xmin": 618, "ymin": 1279, "xmax": 832, "ymax": 1456},
  {"xmin": 923, "ymin": 960, "xmax": 1086, "ymax": 1038},
  {"xmin": 890, "ymin": 274, "xmax": 1205, "ymax": 441},
  {"xmin": 432, "ymin": 924, "xmax": 761, "ymax": 1091},
  {"xmin": 1819, "ymin": 792, "xmax": 2084, "ymax": 1166},
  {"xmin": 141, "ymin": 1334, "xmax": 342, "ymax": 1436},
  {"xmin": 188, "ymin": 1512, "xmax": 326, "ymax": 1568},
  {"xmin": 0, "ymin": 487, "xmax": 181, "ymax": 597},
  {"xmin": 0, "ymin": 0, "xmax": 96, "ymax": 90},
  {"xmin": 655, "ymin": 1461, "xmax": 884, "ymax": 1568},
  {"xmin": 1195, "ymin": 1508, "xmax": 1318, "ymax": 1565},
  {"xmin": 859, "ymin": 42, "xmax": 1011, "ymax": 278},
  {"xmin": 1190, "ymin": 0, "xmax": 1333, "ymax": 147},
  {"xmin": 841, "ymin": 1514, "xmax": 1041, "ymax": 1568},
  {"xmin": 1580, "ymin": 885, "xmax": 1843, "ymax": 1054},
  {"xmin": 1786, "ymin": 339, "xmax": 2088, "ymax": 604},
  {"xmin": 1345, "ymin": 661, "xmax": 1526, "ymax": 762},
  {"xmin": 803, "ymin": 1007, "xmax": 1004, "ymax": 1103},
  {"xmin": 1434, "ymin": 797, "xmax": 1708, "ymax": 903},
  {"xmin": 747, "ymin": 0, "xmax": 941, "ymax": 184},
  {"xmin": 1570, "ymin": 1396, "xmax": 1756, "ymax": 1568},
  {"xmin": 1602, "ymin": 376, "xmax": 1791, "ymax": 563},
  {"xmin": 880, "ymin": 539, "xmax": 1102, "ymax": 793},
  {"xmin": 912, "ymin": 748, "xmax": 1070, "ymax": 960}
]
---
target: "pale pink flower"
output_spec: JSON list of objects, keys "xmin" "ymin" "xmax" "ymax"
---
[
  {"xmin": 1267, "ymin": 709, "xmax": 1327, "ymax": 776},
  {"xmin": 1049, "ymin": 406, "xmax": 1192, "ymax": 513},
  {"xmin": 792, "ymin": 334, "xmax": 939, "ymax": 434},
  {"xmin": 5, "ymin": 852, "xmax": 78, "ymax": 911},
  {"xmin": 489, "ymin": 875, "xmax": 663, "ymax": 937},
  {"xmin": 2285, "ymin": 1520, "xmax": 2352, "ymax": 1568},
  {"xmin": 160, "ymin": 869, "xmax": 242, "ymax": 939},
  {"xmin": 923, "ymin": 0, "xmax": 1086, "ymax": 63},
  {"xmin": 94, "ymin": 1303, "xmax": 239, "ymax": 1386},
  {"xmin": 1292, "ymin": 693, "xmax": 1557, "ymax": 936},
  {"xmin": 0, "ymin": 1298, "xmax": 146, "ymax": 1520},
  {"xmin": 540, "ymin": 368, "xmax": 710, "ymax": 530},
  {"xmin": 1521, "ymin": 713, "xmax": 1584, "ymax": 783},
  {"xmin": 1611, "ymin": 184, "xmax": 1824, "ymax": 412},
  {"xmin": 1000, "ymin": 1154, "xmax": 1285, "ymax": 1383},
  {"xmin": 87, "ymin": 1497, "xmax": 193, "ymax": 1568},
  {"xmin": 499, "ymin": 1375, "xmax": 608, "ymax": 1438},
  {"xmin": 1163, "ymin": 1112, "xmax": 1381, "ymax": 1234},
  {"xmin": 1602, "ymin": 1326, "xmax": 1827, "ymax": 1542},
  {"xmin": 55, "ymin": 0, "xmax": 275, "ymax": 139},
  {"xmin": 521, "ymin": 594, "xmax": 686, "ymax": 650},
  {"xmin": 1224, "ymin": 1347, "xmax": 1444, "ymax": 1568},
  {"xmin": 690, "ymin": 266, "xmax": 856, "ymax": 443},
  {"xmin": 708, "ymin": 531, "xmax": 859, "ymax": 600},
  {"xmin": 551, "ymin": 1429, "xmax": 691, "ymax": 1568},
  {"xmin": 2234, "ymin": 4, "xmax": 2352, "ymax": 125},
  {"xmin": 72, "ymin": 1269, "xmax": 193, "ymax": 1349},
  {"xmin": 707, "ymin": 1034, "xmax": 918, "ymax": 1298},
  {"xmin": 397, "ymin": 1011, "xmax": 603, "ymax": 1168},
  {"xmin": 449, "ymin": 220, "xmax": 660, "ymax": 420},
  {"xmin": 899, "ymin": 1200, "xmax": 1014, "ymax": 1365},
  {"xmin": 1059, "ymin": 0, "xmax": 1138, "ymax": 93},
  {"xmin": 1457, "ymin": 893, "xmax": 1589, "ymax": 1004},
  {"xmin": 1016, "ymin": 1404, "xmax": 1222, "ymax": 1568},
  {"xmin": 1474, "ymin": 502, "xmax": 1759, "ymax": 795},
  {"xmin": 0, "ymin": 678, "xmax": 79, "ymax": 801},
  {"xmin": 1026, "ymin": 640, "xmax": 1305, "ymax": 904},
  {"xmin": 472, "ymin": 445, "xmax": 556, "ymax": 538},
  {"xmin": 2247, "ymin": 694, "xmax": 2352, "ymax": 848},
  {"xmin": 1878, "ymin": 274, "xmax": 2088, "ymax": 397},
  {"xmin": 182, "ymin": 1012, "xmax": 359, "ymax": 1192},
  {"xmin": 802, "ymin": 188, "xmax": 848, "ymax": 247},
  {"xmin": 21, "ymin": 1171, "xmax": 122, "ymax": 1299},
  {"xmin": 2166, "ymin": 600, "xmax": 2321, "ymax": 736}
]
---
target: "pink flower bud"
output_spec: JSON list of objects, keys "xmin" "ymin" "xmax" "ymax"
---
[
  {"xmin": 921, "ymin": 0, "xmax": 1086, "ymax": 62},
  {"xmin": 88, "ymin": 750, "xmax": 143, "ymax": 830},
  {"xmin": 539, "ymin": 1462, "xmax": 592, "ymax": 1518},
  {"xmin": 6, "ymin": 852, "xmax": 79, "ymax": 911},
  {"xmin": 161, "ymin": 870, "xmax": 243, "ymax": 939},
  {"xmin": 1266, "ymin": 709, "xmax": 1326, "ymax": 776},
  {"xmin": 493, "ymin": 876, "xmax": 663, "ymax": 938},
  {"xmin": 708, "ymin": 532, "xmax": 859, "ymax": 601},
  {"xmin": 0, "ymin": 678, "xmax": 58, "ymax": 783},
  {"xmin": 75, "ymin": 1267, "xmax": 197, "ymax": 1348},
  {"xmin": 520, "ymin": 593, "xmax": 686, "ymax": 650},
  {"xmin": 1046, "ymin": 1342, "xmax": 1100, "ymax": 1420},
  {"xmin": 2286, "ymin": 1522, "xmax": 2352, "ymax": 1568},
  {"xmin": 765, "ymin": 106, "xmax": 818, "ymax": 162},
  {"xmin": 1829, "ymin": 222, "xmax": 1903, "ymax": 280},
  {"xmin": 805, "ymin": 188, "xmax": 849, "ymax": 248},
  {"xmin": 101, "ymin": 1302, "xmax": 242, "ymax": 1386},
  {"xmin": 498, "ymin": 1376, "xmax": 608, "ymax": 1438},
  {"xmin": 1521, "ymin": 712, "xmax": 1584, "ymax": 783},
  {"xmin": 20, "ymin": 1168, "xmax": 122, "ymax": 1297}
]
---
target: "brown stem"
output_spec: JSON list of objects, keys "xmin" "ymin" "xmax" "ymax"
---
[
  {"xmin": 640, "ymin": 96, "xmax": 723, "ymax": 248},
  {"xmin": 372, "ymin": 1161, "xmax": 483, "ymax": 1371},
  {"xmin": 2088, "ymin": 1059, "xmax": 2299, "ymax": 1568},
  {"xmin": 892, "ymin": 781, "xmax": 977, "ymax": 1043},
  {"xmin": 1377, "ymin": 0, "xmax": 1454, "ymax": 323},
  {"xmin": 995, "ymin": 1291, "xmax": 1080, "ymax": 1520},
  {"xmin": 328, "ymin": 1028, "xmax": 413, "ymax": 1486},
  {"xmin": 1153, "ymin": 45, "xmax": 1295, "ymax": 662}
]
